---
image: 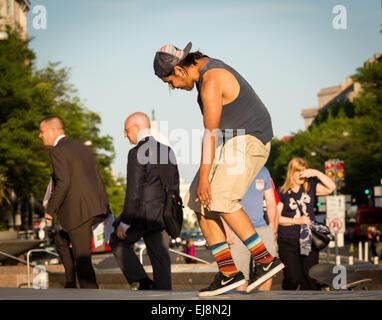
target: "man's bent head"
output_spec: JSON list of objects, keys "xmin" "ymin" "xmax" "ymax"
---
[
  {"xmin": 153, "ymin": 42, "xmax": 207, "ymax": 91},
  {"xmin": 39, "ymin": 115, "xmax": 65, "ymax": 146},
  {"xmin": 124, "ymin": 112, "xmax": 151, "ymax": 145},
  {"xmin": 153, "ymin": 42, "xmax": 192, "ymax": 78}
]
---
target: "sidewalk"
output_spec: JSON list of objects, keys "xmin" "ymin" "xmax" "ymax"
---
[{"xmin": 0, "ymin": 287, "xmax": 381, "ymax": 300}]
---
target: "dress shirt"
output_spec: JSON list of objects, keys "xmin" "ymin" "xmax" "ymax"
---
[{"xmin": 53, "ymin": 134, "xmax": 66, "ymax": 147}]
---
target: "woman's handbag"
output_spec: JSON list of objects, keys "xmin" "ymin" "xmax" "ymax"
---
[
  {"xmin": 311, "ymin": 228, "xmax": 331, "ymax": 250},
  {"xmin": 291, "ymin": 194, "xmax": 331, "ymax": 251}
]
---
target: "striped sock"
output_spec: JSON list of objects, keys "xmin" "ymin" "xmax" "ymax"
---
[
  {"xmin": 244, "ymin": 233, "xmax": 274, "ymax": 263},
  {"xmin": 209, "ymin": 241, "xmax": 238, "ymax": 276}
]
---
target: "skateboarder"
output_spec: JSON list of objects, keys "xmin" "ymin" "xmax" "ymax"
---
[{"xmin": 153, "ymin": 42, "xmax": 284, "ymax": 296}]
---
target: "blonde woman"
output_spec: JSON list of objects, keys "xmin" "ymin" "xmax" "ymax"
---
[{"xmin": 277, "ymin": 158, "xmax": 336, "ymax": 290}]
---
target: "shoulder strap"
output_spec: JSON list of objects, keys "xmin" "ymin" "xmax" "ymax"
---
[
  {"xmin": 147, "ymin": 141, "xmax": 169, "ymax": 192},
  {"xmin": 156, "ymin": 162, "xmax": 169, "ymax": 192},
  {"xmin": 290, "ymin": 192, "xmax": 304, "ymax": 215}
]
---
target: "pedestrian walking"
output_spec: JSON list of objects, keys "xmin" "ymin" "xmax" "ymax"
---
[
  {"xmin": 109, "ymin": 112, "xmax": 180, "ymax": 290},
  {"xmin": 39, "ymin": 115, "xmax": 109, "ymax": 288}
]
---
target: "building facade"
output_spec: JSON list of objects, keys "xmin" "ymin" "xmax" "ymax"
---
[
  {"xmin": 0, "ymin": 0, "xmax": 30, "ymax": 39},
  {"xmin": 301, "ymin": 53, "xmax": 381, "ymax": 129}
]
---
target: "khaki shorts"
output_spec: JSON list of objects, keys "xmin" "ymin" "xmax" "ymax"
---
[
  {"xmin": 230, "ymin": 225, "xmax": 278, "ymax": 280},
  {"xmin": 184, "ymin": 135, "xmax": 270, "ymax": 217}
]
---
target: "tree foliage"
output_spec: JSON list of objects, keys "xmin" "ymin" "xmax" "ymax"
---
[
  {"xmin": 267, "ymin": 58, "xmax": 382, "ymax": 204},
  {"xmin": 0, "ymin": 28, "xmax": 125, "ymax": 228}
]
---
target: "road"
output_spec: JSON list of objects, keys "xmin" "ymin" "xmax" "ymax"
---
[
  {"xmin": 91, "ymin": 240, "xmax": 378, "ymax": 271},
  {"xmin": 91, "ymin": 245, "xmax": 214, "ymax": 271},
  {"xmin": 26, "ymin": 240, "xmax": 378, "ymax": 271}
]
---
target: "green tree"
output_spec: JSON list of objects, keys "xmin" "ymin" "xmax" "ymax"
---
[
  {"xmin": 0, "ymin": 28, "xmax": 124, "ymax": 228},
  {"xmin": 103, "ymin": 173, "xmax": 126, "ymax": 217},
  {"xmin": 267, "ymin": 58, "xmax": 382, "ymax": 204},
  {"xmin": 347, "ymin": 58, "xmax": 382, "ymax": 201}
]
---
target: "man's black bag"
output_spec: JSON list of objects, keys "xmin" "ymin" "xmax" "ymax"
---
[{"xmin": 156, "ymin": 163, "xmax": 184, "ymax": 238}]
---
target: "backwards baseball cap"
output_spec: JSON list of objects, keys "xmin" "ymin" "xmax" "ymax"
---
[{"xmin": 153, "ymin": 42, "xmax": 192, "ymax": 78}]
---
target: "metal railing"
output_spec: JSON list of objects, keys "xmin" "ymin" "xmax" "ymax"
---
[
  {"xmin": 0, "ymin": 249, "xmax": 35, "ymax": 266},
  {"xmin": 26, "ymin": 249, "xmax": 60, "ymax": 288},
  {"xmin": 138, "ymin": 247, "xmax": 211, "ymax": 265}
]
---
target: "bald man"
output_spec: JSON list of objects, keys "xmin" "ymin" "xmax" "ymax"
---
[
  {"xmin": 110, "ymin": 112, "xmax": 180, "ymax": 290},
  {"xmin": 39, "ymin": 115, "xmax": 109, "ymax": 288}
]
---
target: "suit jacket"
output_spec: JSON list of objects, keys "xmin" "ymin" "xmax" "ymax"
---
[
  {"xmin": 119, "ymin": 136, "xmax": 179, "ymax": 232},
  {"xmin": 47, "ymin": 137, "xmax": 109, "ymax": 232}
]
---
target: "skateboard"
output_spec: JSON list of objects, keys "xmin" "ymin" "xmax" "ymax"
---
[{"xmin": 308, "ymin": 263, "xmax": 372, "ymax": 290}]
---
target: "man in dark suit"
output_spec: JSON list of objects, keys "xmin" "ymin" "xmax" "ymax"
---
[
  {"xmin": 39, "ymin": 115, "xmax": 109, "ymax": 289},
  {"xmin": 110, "ymin": 112, "xmax": 179, "ymax": 290}
]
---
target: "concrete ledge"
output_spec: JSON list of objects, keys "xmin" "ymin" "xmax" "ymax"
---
[
  {"xmin": 49, "ymin": 267, "xmax": 380, "ymax": 290},
  {"xmin": 0, "ymin": 265, "xmax": 64, "ymax": 288},
  {"xmin": 2, "ymin": 264, "xmax": 382, "ymax": 291},
  {"xmin": 49, "ymin": 267, "xmax": 220, "ymax": 290}
]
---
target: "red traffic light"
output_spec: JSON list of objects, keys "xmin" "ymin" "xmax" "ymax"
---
[
  {"xmin": 337, "ymin": 163, "xmax": 344, "ymax": 170},
  {"xmin": 326, "ymin": 162, "xmax": 334, "ymax": 170}
]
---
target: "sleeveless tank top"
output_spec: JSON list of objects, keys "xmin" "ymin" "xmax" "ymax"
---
[{"xmin": 196, "ymin": 58, "xmax": 273, "ymax": 145}]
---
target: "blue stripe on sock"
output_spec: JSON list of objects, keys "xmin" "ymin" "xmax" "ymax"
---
[
  {"xmin": 243, "ymin": 233, "xmax": 259, "ymax": 247},
  {"xmin": 209, "ymin": 241, "xmax": 229, "ymax": 255}
]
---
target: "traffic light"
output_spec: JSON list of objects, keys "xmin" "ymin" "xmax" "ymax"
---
[
  {"xmin": 336, "ymin": 161, "xmax": 345, "ymax": 180},
  {"xmin": 325, "ymin": 159, "xmax": 345, "ymax": 189},
  {"xmin": 316, "ymin": 196, "xmax": 327, "ymax": 212},
  {"xmin": 325, "ymin": 160, "xmax": 335, "ymax": 178},
  {"xmin": 364, "ymin": 188, "xmax": 371, "ymax": 195}
]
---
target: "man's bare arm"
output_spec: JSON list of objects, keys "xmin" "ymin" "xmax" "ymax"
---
[{"xmin": 196, "ymin": 71, "xmax": 223, "ymax": 209}]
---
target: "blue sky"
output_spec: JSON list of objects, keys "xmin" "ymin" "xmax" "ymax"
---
[{"xmin": 27, "ymin": 0, "xmax": 381, "ymax": 182}]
